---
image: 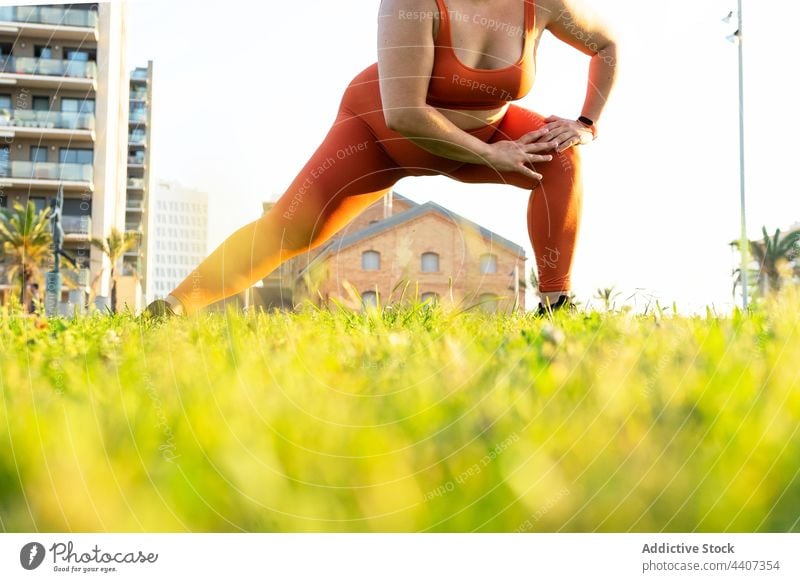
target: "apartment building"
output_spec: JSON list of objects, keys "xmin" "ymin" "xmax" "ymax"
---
[
  {"xmin": 0, "ymin": 3, "xmax": 129, "ymax": 305},
  {"xmin": 148, "ymin": 180, "xmax": 208, "ymax": 303},
  {"xmin": 213, "ymin": 192, "xmax": 527, "ymax": 314},
  {"xmin": 116, "ymin": 60, "xmax": 153, "ymax": 311}
]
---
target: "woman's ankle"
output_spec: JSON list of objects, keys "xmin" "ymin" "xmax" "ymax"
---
[{"xmin": 540, "ymin": 290, "xmax": 570, "ymax": 306}]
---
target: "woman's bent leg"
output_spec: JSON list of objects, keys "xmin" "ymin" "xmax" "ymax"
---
[
  {"xmin": 169, "ymin": 113, "xmax": 407, "ymax": 315},
  {"xmin": 449, "ymin": 105, "xmax": 583, "ymax": 296}
]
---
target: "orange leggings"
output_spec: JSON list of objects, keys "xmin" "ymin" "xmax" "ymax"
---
[{"xmin": 170, "ymin": 63, "xmax": 582, "ymax": 315}]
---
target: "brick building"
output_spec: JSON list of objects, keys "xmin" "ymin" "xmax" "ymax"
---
[{"xmin": 215, "ymin": 191, "xmax": 527, "ymax": 314}]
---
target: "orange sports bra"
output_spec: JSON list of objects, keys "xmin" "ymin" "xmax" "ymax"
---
[{"xmin": 427, "ymin": 0, "xmax": 536, "ymax": 110}]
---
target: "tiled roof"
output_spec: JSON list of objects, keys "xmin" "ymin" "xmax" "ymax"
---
[{"xmin": 298, "ymin": 191, "xmax": 526, "ymax": 276}]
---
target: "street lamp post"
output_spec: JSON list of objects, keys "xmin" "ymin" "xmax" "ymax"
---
[{"xmin": 728, "ymin": 2, "xmax": 750, "ymax": 310}]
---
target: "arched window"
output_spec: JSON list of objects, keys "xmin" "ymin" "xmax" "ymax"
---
[
  {"xmin": 421, "ymin": 252, "xmax": 439, "ymax": 273},
  {"xmin": 479, "ymin": 293, "xmax": 499, "ymax": 314},
  {"xmin": 361, "ymin": 250, "xmax": 380, "ymax": 271},
  {"xmin": 479, "ymin": 253, "xmax": 498, "ymax": 274},
  {"xmin": 361, "ymin": 290, "xmax": 378, "ymax": 308},
  {"xmin": 421, "ymin": 292, "xmax": 439, "ymax": 304}
]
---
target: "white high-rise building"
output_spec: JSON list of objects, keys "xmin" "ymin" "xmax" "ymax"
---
[
  {"xmin": 148, "ymin": 180, "xmax": 208, "ymax": 302},
  {"xmin": 0, "ymin": 2, "xmax": 130, "ymax": 306},
  {"xmin": 116, "ymin": 61, "xmax": 155, "ymax": 313}
]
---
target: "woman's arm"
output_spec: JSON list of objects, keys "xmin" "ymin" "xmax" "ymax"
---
[
  {"xmin": 540, "ymin": 0, "xmax": 618, "ymax": 150},
  {"xmin": 377, "ymin": 0, "xmax": 553, "ymax": 180}
]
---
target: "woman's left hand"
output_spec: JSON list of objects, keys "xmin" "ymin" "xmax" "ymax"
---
[{"xmin": 542, "ymin": 115, "xmax": 594, "ymax": 153}]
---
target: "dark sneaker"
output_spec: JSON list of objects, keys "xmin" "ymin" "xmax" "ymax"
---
[
  {"xmin": 143, "ymin": 299, "xmax": 177, "ymax": 319},
  {"xmin": 534, "ymin": 294, "xmax": 576, "ymax": 317}
]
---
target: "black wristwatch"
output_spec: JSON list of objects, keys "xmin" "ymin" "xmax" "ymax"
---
[{"xmin": 577, "ymin": 116, "xmax": 597, "ymax": 139}]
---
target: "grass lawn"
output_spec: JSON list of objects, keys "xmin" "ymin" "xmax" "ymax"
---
[{"xmin": 1, "ymin": 288, "xmax": 799, "ymax": 532}]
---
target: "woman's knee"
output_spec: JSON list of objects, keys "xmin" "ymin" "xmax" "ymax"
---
[
  {"xmin": 550, "ymin": 145, "xmax": 581, "ymax": 177},
  {"xmin": 254, "ymin": 200, "xmax": 321, "ymax": 253}
]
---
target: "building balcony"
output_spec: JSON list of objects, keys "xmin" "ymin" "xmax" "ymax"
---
[
  {"xmin": 130, "ymin": 90, "xmax": 148, "ymax": 102},
  {"xmin": 0, "ymin": 161, "xmax": 93, "ymax": 191},
  {"xmin": 0, "ymin": 56, "xmax": 97, "ymax": 90},
  {"xmin": 125, "ymin": 222, "xmax": 144, "ymax": 233},
  {"xmin": 0, "ymin": 6, "xmax": 98, "ymax": 42},
  {"xmin": 129, "ymin": 109, "xmax": 147, "ymax": 124},
  {"xmin": 131, "ymin": 69, "xmax": 148, "ymax": 82},
  {"xmin": 0, "ymin": 5, "xmax": 97, "ymax": 28},
  {"xmin": 0, "ymin": 56, "xmax": 97, "ymax": 78},
  {"xmin": 62, "ymin": 215, "xmax": 91, "ymax": 240},
  {"xmin": 0, "ymin": 108, "xmax": 95, "ymax": 141},
  {"xmin": 127, "ymin": 153, "xmax": 146, "ymax": 166},
  {"xmin": 128, "ymin": 133, "xmax": 147, "ymax": 147},
  {"xmin": 126, "ymin": 200, "xmax": 145, "ymax": 212},
  {"xmin": 127, "ymin": 178, "xmax": 145, "ymax": 191}
]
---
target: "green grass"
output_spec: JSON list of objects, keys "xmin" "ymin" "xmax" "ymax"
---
[{"xmin": 1, "ymin": 287, "xmax": 799, "ymax": 533}]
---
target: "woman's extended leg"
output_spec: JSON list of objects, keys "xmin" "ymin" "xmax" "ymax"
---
[
  {"xmin": 168, "ymin": 112, "xmax": 407, "ymax": 315},
  {"xmin": 449, "ymin": 105, "xmax": 583, "ymax": 303}
]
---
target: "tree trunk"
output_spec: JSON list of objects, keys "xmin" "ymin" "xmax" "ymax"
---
[{"xmin": 110, "ymin": 267, "xmax": 117, "ymax": 313}]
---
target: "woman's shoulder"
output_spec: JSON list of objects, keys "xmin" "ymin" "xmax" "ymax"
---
[
  {"xmin": 533, "ymin": 0, "xmax": 564, "ymax": 30},
  {"xmin": 378, "ymin": 0, "xmax": 442, "ymax": 39}
]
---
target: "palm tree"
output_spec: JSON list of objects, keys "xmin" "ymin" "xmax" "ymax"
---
[
  {"xmin": 529, "ymin": 266, "xmax": 539, "ymax": 292},
  {"xmin": 731, "ymin": 226, "xmax": 800, "ymax": 297},
  {"xmin": 90, "ymin": 227, "xmax": 139, "ymax": 313},
  {"xmin": 0, "ymin": 201, "xmax": 53, "ymax": 309}
]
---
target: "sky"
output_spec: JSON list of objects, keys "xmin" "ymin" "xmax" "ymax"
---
[{"xmin": 122, "ymin": 0, "xmax": 800, "ymax": 315}]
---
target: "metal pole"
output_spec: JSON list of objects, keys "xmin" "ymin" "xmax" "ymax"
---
[{"xmin": 736, "ymin": 0, "xmax": 749, "ymax": 310}]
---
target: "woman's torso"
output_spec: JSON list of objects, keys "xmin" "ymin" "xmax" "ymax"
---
[{"xmin": 428, "ymin": 0, "xmax": 543, "ymax": 129}]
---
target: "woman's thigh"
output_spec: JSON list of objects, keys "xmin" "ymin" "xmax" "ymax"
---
[{"xmin": 268, "ymin": 109, "xmax": 409, "ymax": 249}]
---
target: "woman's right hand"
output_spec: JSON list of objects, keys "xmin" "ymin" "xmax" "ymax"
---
[{"xmin": 485, "ymin": 128, "xmax": 558, "ymax": 181}]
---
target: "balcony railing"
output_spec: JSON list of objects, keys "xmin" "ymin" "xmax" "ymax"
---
[
  {"xmin": 0, "ymin": 5, "xmax": 98, "ymax": 28},
  {"xmin": 62, "ymin": 215, "xmax": 91, "ymax": 236},
  {"xmin": 0, "ymin": 108, "xmax": 95, "ymax": 131},
  {"xmin": 127, "ymin": 154, "xmax": 145, "ymax": 165},
  {"xmin": 128, "ymin": 133, "xmax": 146, "ymax": 145},
  {"xmin": 126, "ymin": 222, "xmax": 143, "ymax": 233},
  {"xmin": 127, "ymin": 178, "xmax": 145, "ymax": 190},
  {"xmin": 129, "ymin": 109, "xmax": 147, "ymax": 123},
  {"xmin": 130, "ymin": 90, "xmax": 148, "ymax": 101},
  {"xmin": 0, "ymin": 56, "xmax": 97, "ymax": 79},
  {"xmin": 131, "ymin": 69, "xmax": 148, "ymax": 81},
  {"xmin": 2, "ymin": 161, "xmax": 93, "ymax": 182},
  {"xmin": 126, "ymin": 200, "xmax": 144, "ymax": 211},
  {"xmin": 76, "ymin": 267, "xmax": 91, "ymax": 286}
]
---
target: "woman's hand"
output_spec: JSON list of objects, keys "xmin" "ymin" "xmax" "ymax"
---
[
  {"xmin": 485, "ymin": 128, "xmax": 557, "ymax": 181},
  {"xmin": 543, "ymin": 115, "xmax": 594, "ymax": 153}
]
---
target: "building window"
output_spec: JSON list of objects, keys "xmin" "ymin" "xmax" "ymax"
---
[
  {"xmin": 0, "ymin": 94, "xmax": 11, "ymax": 112},
  {"xmin": 421, "ymin": 292, "xmax": 439, "ymax": 304},
  {"xmin": 421, "ymin": 252, "xmax": 439, "ymax": 273},
  {"xmin": 34, "ymin": 45, "xmax": 54, "ymax": 59},
  {"xmin": 61, "ymin": 98, "xmax": 95, "ymax": 113},
  {"xmin": 29, "ymin": 197, "xmax": 47, "ymax": 213},
  {"xmin": 64, "ymin": 48, "xmax": 96, "ymax": 61},
  {"xmin": 0, "ymin": 145, "xmax": 9, "ymax": 177},
  {"xmin": 361, "ymin": 290, "xmax": 378, "ymax": 309},
  {"xmin": 480, "ymin": 253, "xmax": 498, "ymax": 274},
  {"xmin": 362, "ymin": 250, "xmax": 380, "ymax": 271},
  {"xmin": 59, "ymin": 148, "xmax": 93, "ymax": 164},
  {"xmin": 30, "ymin": 146, "xmax": 47, "ymax": 163},
  {"xmin": 32, "ymin": 96, "xmax": 49, "ymax": 111},
  {"xmin": 478, "ymin": 293, "xmax": 499, "ymax": 314}
]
